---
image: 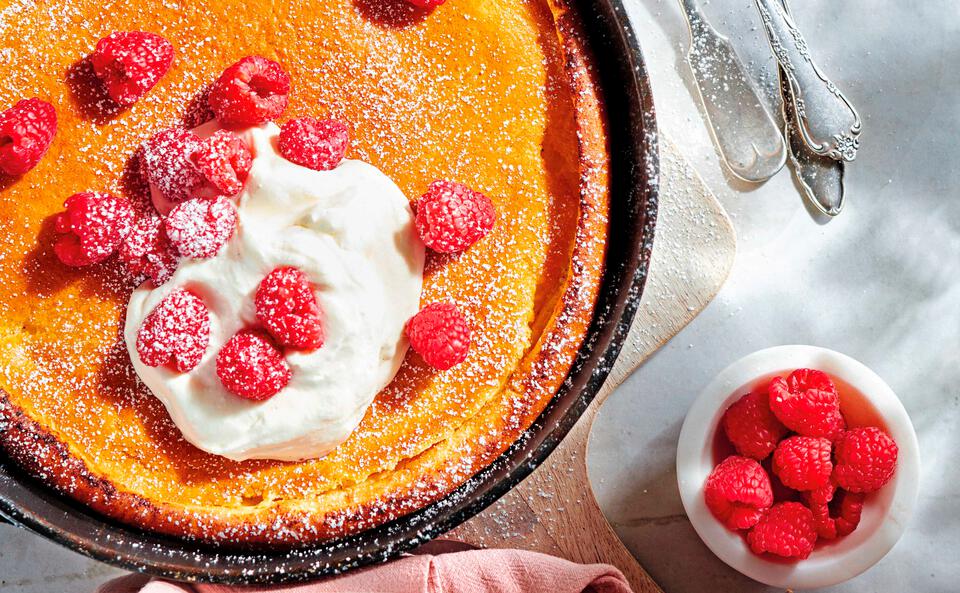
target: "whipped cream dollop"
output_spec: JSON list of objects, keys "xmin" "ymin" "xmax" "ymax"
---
[{"xmin": 124, "ymin": 123, "xmax": 425, "ymax": 461}]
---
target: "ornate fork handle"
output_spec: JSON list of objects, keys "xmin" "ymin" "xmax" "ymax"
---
[{"xmin": 755, "ymin": 0, "xmax": 862, "ymax": 162}]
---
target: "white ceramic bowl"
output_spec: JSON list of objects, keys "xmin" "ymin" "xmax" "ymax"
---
[{"xmin": 676, "ymin": 345, "xmax": 920, "ymax": 589}]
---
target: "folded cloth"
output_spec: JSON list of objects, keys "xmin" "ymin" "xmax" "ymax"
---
[{"xmin": 98, "ymin": 547, "xmax": 632, "ymax": 593}]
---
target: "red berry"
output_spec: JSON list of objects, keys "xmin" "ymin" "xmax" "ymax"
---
[
  {"xmin": 721, "ymin": 390, "xmax": 788, "ymax": 460},
  {"xmin": 136, "ymin": 289, "xmax": 210, "ymax": 372},
  {"xmin": 255, "ymin": 267, "xmax": 324, "ymax": 351},
  {"xmin": 141, "ymin": 127, "xmax": 204, "ymax": 203},
  {"xmin": 704, "ymin": 455, "xmax": 773, "ymax": 530},
  {"xmin": 208, "ymin": 56, "xmax": 290, "ymax": 127},
  {"xmin": 165, "ymin": 197, "xmax": 237, "ymax": 259},
  {"xmin": 0, "ymin": 98, "xmax": 57, "ymax": 176},
  {"xmin": 766, "ymin": 459, "xmax": 802, "ymax": 503},
  {"xmin": 407, "ymin": 0, "xmax": 446, "ymax": 6},
  {"xmin": 835, "ymin": 491, "xmax": 865, "ymax": 537},
  {"xmin": 808, "ymin": 481, "xmax": 836, "ymax": 506},
  {"xmin": 772, "ymin": 435, "xmax": 833, "ymax": 491},
  {"xmin": 189, "ymin": 130, "xmax": 252, "ymax": 196},
  {"xmin": 53, "ymin": 192, "xmax": 134, "ymax": 266},
  {"xmin": 119, "ymin": 212, "xmax": 180, "ymax": 284},
  {"xmin": 806, "ymin": 488, "xmax": 865, "ymax": 539},
  {"xmin": 405, "ymin": 302, "xmax": 471, "ymax": 370},
  {"xmin": 833, "ymin": 427, "xmax": 898, "ymax": 493},
  {"xmin": 216, "ymin": 330, "xmax": 291, "ymax": 401},
  {"xmin": 414, "ymin": 180, "xmax": 495, "ymax": 253},
  {"xmin": 787, "ymin": 368, "xmax": 838, "ymax": 395},
  {"xmin": 747, "ymin": 501, "xmax": 817, "ymax": 559},
  {"xmin": 768, "ymin": 372, "xmax": 845, "ymax": 439},
  {"xmin": 89, "ymin": 31, "xmax": 174, "ymax": 107},
  {"xmin": 278, "ymin": 117, "xmax": 349, "ymax": 171}
]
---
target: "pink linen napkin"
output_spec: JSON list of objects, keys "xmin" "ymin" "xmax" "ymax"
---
[{"xmin": 98, "ymin": 547, "xmax": 632, "ymax": 593}]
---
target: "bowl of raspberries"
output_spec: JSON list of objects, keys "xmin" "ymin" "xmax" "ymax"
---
[{"xmin": 677, "ymin": 345, "xmax": 920, "ymax": 589}]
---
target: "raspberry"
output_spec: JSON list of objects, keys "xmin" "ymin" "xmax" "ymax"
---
[
  {"xmin": 405, "ymin": 302, "xmax": 471, "ymax": 370},
  {"xmin": 833, "ymin": 427, "xmax": 898, "ymax": 493},
  {"xmin": 407, "ymin": 0, "xmax": 446, "ymax": 7},
  {"xmin": 119, "ymin": 213, "xmax": 180, "ymax": 284},
  {"xmin": 747, "ymin": 501, "xmax": 817, "ymax": 559},
  {"xmin": 721, "ymin": 390, "xmax": 788, "ymax": 460},
  {"xmin": 787, "ymin": 368, "xmax": 838, "ymax": 395},
  {"xmin": 141, "ymin": 127, "xmax": 204, "ymax": 203},
  {"xmin": 182, "ymin": 85, "xmax": 216, "ymax": 129},
  {"xmin": 255, "ymin": 267, "xmax": 324, "ymax": 351},
  {"xmin": 806, "ymin": 488, "xmax": 865, "ymax": 539},
  {"xmin": 278, "ymin": 117, "xmax": 349, "ymax": 171},
  {"xmin": 208, "ymin": 56, "xmax": 290, "ymax": 126},
  {"xmin": 768, "ymin": 372, "xmax": 845, "ymax": 439},
  {"xmin": 703, "ymin": 456, "xmax": 773, "ymax": 530},
  {"xmin": 216, "ymin": 330, "xmax": 291, "ymax": 401},
  {"xmin": 136, "ymin": 289, "xmax": 210, "ymax": 372},
  {"xmin": 808, "ymin": 481, "xmax": 836, "ymax": 506},
  {"xmin": 835, "ymin": 491, "xmax": 865, "ymax": 536},
  {"xmin": 765, "ymin": 459, "xmax": 802, "ymax": 503},
  {"xmin": 414, "ymin": 180, "xmax": 496, "ymax": 253},
  {"xmin": 165, "ymin": 197, "xmax": 237, "ymax": 259},
  {"xmin": 53, "ymin": 192, "xmax": 134, "ymax": 267},
  {"xmin": 189, "ymin": 130, "xmax": 252, "ymax": 196},
  {"xmin": 89, "ymin": 31, "xmax": 174, "ymax": 107},
  {"xmin": 0, "ymin": 98, "xmax": 57, "ymax": 176},
  {"xmin": 772, "ymin": 435, "xmax": 833, "ymax": 491}
]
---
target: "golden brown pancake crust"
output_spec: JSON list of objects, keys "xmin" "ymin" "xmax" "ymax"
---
[{"xmin": 0, "ymin": 0, "xmax": 609, "ymax": 545}]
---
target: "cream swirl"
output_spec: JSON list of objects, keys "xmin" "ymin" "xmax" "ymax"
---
[{"xmin": 124, "ymin": 124, "xmax": 424, "ymax": 461}]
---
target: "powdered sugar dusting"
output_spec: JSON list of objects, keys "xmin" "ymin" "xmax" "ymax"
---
[{"xmin": 0, "ymin": 0, "xmax": 609, "ymax": 548}]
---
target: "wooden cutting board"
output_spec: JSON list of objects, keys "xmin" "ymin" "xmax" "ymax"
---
[{"xmin": 449, "ymin": 137, "xmax": 737, "ymax": 593}]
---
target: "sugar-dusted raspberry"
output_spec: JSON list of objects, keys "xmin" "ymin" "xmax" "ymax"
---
[
  {"xmin": 0, "ymin": 98, "xmax": 57, "ymax": 176},
  {"xmin": 53, "ymin": 192, "xmax": 134, "ymax": 267},
  {"xmin": 747, "ymin": 501, "xmax": 817, "ymax": 559},
  {"xmin": 772, "ymin": 435, "xmax": 833, "ymax": 491},
  {"xmin": 255, "ymin": 267, "xmax": 324, "ymax": 351},
  {"xmin": 165, "ymin": 197, "xmax": 237, "ymax": 259},
  {"xmin": 141, "ymin": 127, "xmax": 204, "ymax": 203},
  {"xmin": 405, "ymin": 302, "xmax": 471, "ymax": 370},
  {"xmin": 721, "ymin": 390, "xmax": 788, "ymax": 460},
  {"xmin": 806, "ymin": 488, "xmax": 865, "ymax": 539},
  {"xmin": 704, "ymin": 455, "xmax": 773, "ymax": 530},
  {"xmin": 278, "ymin": 117, "xmax": 349, "ymax": 171},
  {"xmin": 216, "ymin": 330, "xmax": 291, "ymax": 401},
  {"xmin": 208, "ymin": 56, "xmax": 290, "ymax": 127},
  {"xmin": 89, "ymin": 31, "xmax": 174, "ymax": 107},
  {"xmin": 833, "ymin": 427, "xmax": 898, "ymax": 493},
  {"xmin": 407, "ymin": 0, "xmax": 446, "ymax": 7},
  {"xmin": 768, "ymin": 371, "xmax": 845, "ymax": 439},
  {"xmin": 119, "ymin": 212, "xmax": 180, "ymax": 284},
  {"xmin": 136, "ymin": 289, "xmax": 210, "ymax": 372},
  {"xmin": 189, "ymin": 130, "xmax": 252, "ymax": 197},
  {"xmin": 414, "ymin": 180, "xmax": 495, "ymax": 253}
]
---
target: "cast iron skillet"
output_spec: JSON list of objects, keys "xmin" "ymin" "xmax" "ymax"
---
[{"xmin": 0, "ymin": 0, "xmax": 658, "ymax": 583}]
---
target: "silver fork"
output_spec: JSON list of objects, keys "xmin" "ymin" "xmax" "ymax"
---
[{"xmin": 677, "ymin": 0, "xmax": 786, "ymax": 183}]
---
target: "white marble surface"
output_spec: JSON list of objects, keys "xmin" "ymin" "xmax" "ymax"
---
[
  {"xmin": 589, "ymin": 0, "xmax": 960, "ymax": 591},
  {"xmin": 2, "ymin": 1, "xmax": 958, "ymax": 591}
]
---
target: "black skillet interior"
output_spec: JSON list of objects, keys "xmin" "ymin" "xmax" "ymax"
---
[{"xmin": 0, "ymin": 0, "xmax": 659, "ymax": 583}]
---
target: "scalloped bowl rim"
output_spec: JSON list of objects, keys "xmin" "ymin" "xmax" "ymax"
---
[{"xmin": 676, "ymin": 345, "xmax": 920, "ymax": 589}]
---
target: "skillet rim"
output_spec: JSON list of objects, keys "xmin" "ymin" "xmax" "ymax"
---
[{"xmin": 0, "ymin": 0, "xmax": 659, "ymax": 583}]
